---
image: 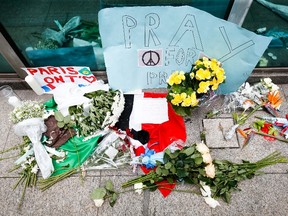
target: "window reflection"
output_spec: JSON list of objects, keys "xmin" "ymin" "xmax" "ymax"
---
[{"xmin": 242, "ymin": 0, "xmax": 288, "ymax": 67}]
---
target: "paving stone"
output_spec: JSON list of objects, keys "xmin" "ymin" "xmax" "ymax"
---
[
  {"xmin": 98, "ymin": 175, "xmax": 145, "ymax": 216},
  {"xmin": 0, "ymin": 176, "xmax": 100, "ymax": 216},
  {"xmin": 203, "ymin": 118, "xmax": 240, "ymax": 148},
  {"xmin": 212, "ymin": 174, "xmax": 288, "ymax": 216},
  {"xmin": 148, "ymin": 183, "xmax": 212, "ymax": 216}
]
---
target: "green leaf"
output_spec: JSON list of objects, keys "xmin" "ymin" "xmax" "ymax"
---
[
  {"xmin": 194, "ymin": 157, "xmax": 203, "ymax": 165},
  {"xmin": 63, "ymin": 115, "xmax": 71, "ymax": 124},
  {"xmin": 175, "ymin": 160, "xmax": 184, "ymax": 168},
  {"xmin": 57, "ymin": 121, "xmax": 65, "ymax": 128},
  {"xmin": 163, "ymin": 153, "xmax": 170, "ymax": 164},
  {"xmin": 156, "ymin": 167, "xmax": 162, "ymax": 175},
  {"xmin": 90, "ymin": 187, "xmax": 106, "ymax": 199},
  {"xmin": 170, "ymin": 166, "xmax": 176, "ymax": 174},
  {"xmin": 164, "ymin": 162, "xmax": 172, "ymax": 170},
  {"xmin": 176, "ymin": 169, "xmax": 188, "ymax": 178},
  {"xmin": 109, "ymin": 193, "xmax": 118, "ymax": 207},
  {"xmin": 182, "ymin": 147, "xmax": 195, "ymax": 156},
  {"xmin": 224, "ymin": 192, "xmax": 231, "ymax": 203},
  {"xmin": 167, "ymin": 177, "xmax": 174, "ymax": 184},
  {"xmin": 54, "ymin": 111, "xmax": 64, "ymax": 121},
  {"xmin": 237, "ymin": 169, "xmax": 246, "ymax": 174},
  {"xmin": 161, "ymin": 169, "xmax": 169, "ymax": 176},
  {"xmin": 105, "ymin": 180, "xmax": 114, "ymax": 192}
]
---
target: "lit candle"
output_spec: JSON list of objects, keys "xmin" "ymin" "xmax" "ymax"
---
[
  {"xmin": 8, "ymin": 96, "xmax": 22, "ymax": 108},
  {"xmin": 25, "ymin": 76, "xmax": 44, "ymax": 95}
]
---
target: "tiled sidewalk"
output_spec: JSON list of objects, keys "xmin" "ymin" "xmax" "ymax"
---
[{"xmin": 0, "ymin": 86, "xmax": 288, "ymax": 216}]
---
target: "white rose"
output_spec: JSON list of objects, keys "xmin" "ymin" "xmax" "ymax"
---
[
  {"xmin": 196, "ymin": 143, "xmax": 210, "ymax": 154},
  {"xmin": 202, "ymin": 153, "xmax": 213, "ymax": 164},
  {"xmin": 271, "ymin": 84, "xmax": 279, "ymax": 92},
  {"xmin": 263, "ymin": 78, "xmax": 272, "ymax": 86},
  {"xmin": 134, "ymin": 182, "xmax": 144, "ymax": 195},
  {"xmin": 205, "ymin": 163, "xmax": 215, "ymax": 178},
  {"xmin": 204, "ymin": 197, "xmax": 220, "ymax": 208},
  {"xmin": 93, "ymin": 199, "xmax": 105, "ymax": 207}
]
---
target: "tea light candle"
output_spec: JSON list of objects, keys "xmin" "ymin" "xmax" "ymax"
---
[
  {"xmin": 25, "ymin": 76, "xmax": 44, "ymax": 95},
  {"xmin": 8, "ymin": 96, "xmax": 22, "ymax": 108}
]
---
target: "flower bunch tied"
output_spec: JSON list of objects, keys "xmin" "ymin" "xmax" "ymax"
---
[{"xmin": 167, "ymin": 57, "xmax": 226, "ymax": 116}]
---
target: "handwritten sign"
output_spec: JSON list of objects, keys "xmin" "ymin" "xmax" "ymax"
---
[
  {"xmin": 99, "ymin": 6, "xmax": 271, "ymax": 93},
  {"xmin": 22, "ymin": 66, "xmax": 96, "ymax": 92}
]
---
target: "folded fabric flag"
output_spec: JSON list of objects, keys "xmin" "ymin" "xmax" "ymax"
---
[
  {"xmin": 116, "ymin": 92, "xmax": 186, "ymax": 197},
  {"xmin": 52, "ymin": 135, "xmax": 101, "ymax": 176},
  {"xmin": 43, "ymin": 98, "xmax": 101, "ymax": 176}
]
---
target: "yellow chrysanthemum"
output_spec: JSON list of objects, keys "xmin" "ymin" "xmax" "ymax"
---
[
  {"xmin": 195, "ymin": 59, "xmax": 202, "ymax": 66},
  {"xmin": 190, "ymin": 92, "xmax": 199, "ymax": 107},
  {"xmin": 167, "ymin": 71, "xmax": 186, "ymax": 86},
  {"xmin": 190, "ymin": 72, "xmax": 195, "ymax": 79},
  {"xmin": 215, "ymin": 68, "xmax": 225, "ymax": 83},
  {"xmin": 210, "ymin": 60, "xmax": 220, "ymax": 72},
  {"xmin": 171, "ymin": 93, "xmax": 183, "ymax": 106},
  {"xmin": 210, "ymin": 77, "xmax": 220, "ymax": 90},
  {"xmin": 197, "ymin": 81, "xmax": 210, "ymax": 94},
  {"xmin": 181, "ymin": 97, "xmax": 192, "ymax": 107},
  {"xmin": 202, "ymin": 57, "xmax": 210, "ymax": 68},
  {"xmin": 195, "ymin": 68, "xmax": 211, "ymax": 80},
  {"xmin": 180, "ymin": 92, "xmax": 187, "ymax": 100}
]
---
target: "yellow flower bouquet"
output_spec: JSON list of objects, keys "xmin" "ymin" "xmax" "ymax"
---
[{"xmin": 166, "ymin": 57, "xmax": 226, "ymax": 116}]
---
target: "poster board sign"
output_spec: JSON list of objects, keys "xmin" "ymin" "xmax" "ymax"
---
[
  {"xmin": 22, "ymin": 66, "xmax": 97, "ymax": 93},
  {"xmin": 99, "ymin": 6, "xmax": 272, "ymax": 93}
]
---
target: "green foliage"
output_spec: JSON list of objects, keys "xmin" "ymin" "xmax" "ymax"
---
[
  {"xmin": 54, "ymin": 111, "xmax": 75, "ymax": 129},
  {"xmin": 90, "ymin": 180, "xmax": 118, "ymax": 207},
  {"xmin": 68, "ymin": 90, "xmax": 119, "ymax": 137}
]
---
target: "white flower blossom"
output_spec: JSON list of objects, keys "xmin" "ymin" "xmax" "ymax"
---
[
  {"xmin": 202, "ymin": 153, "xmax": 213, "ymax": 164},
  {"xmin": 23, "ymin": 145, "xmax": 30, "ymax": 152},
  {"xmin": 93, "ymin": 199, "xmax": 105, "ymax": 207},
  {"xmin": 26, "ymin": 157, "xmax": 35, "ymax": 165},
  {"xmin": 263, "ymin": 78, "xmax": 272, "ymax": 86},
  {"xmin": 200, "ymin": 181, "xmax": 220, "ymax": 208},
  {"xmin": 134, "ymin": 182, "xmax": 144, "ymax": 195},
  {"xmin": 196, "ymin": 142, "xmax": 210, "ymax": 154},
  {"xmin": 205, "ymin": 163, "xmax": 216, "ymax": 178},
  {"xmin": 204, "ymin": 197, "xmax": 220, "ymax": 208},
  {"xmin": 21, "ymin": 163, "xmax": 27, "ymax": 170},
  {"xmin": 271, "ymin": 84, "xmax": 279, "ymax": 92},
  {"xmin": 31, "ymin": 164, "xmax": 39, "ymax": 174}
]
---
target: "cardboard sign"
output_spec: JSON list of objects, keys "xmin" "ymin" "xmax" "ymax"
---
[
  {"xmin": 22, "ymin": 66, "xmax": 96, "ymax": 92},
  {"xmin": 99, "ymin": 6, "xmax": 272, "ymax": 93}
]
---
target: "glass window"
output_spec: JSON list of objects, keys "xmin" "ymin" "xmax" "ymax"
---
[
  {"xmin": 242, "ymin": 0, "xmax": 288, "ymax": 67},
  {"xmin": 0, "ymin": 53, "xmax": 14, "ymax": 73},
  {"xmin": 0, "ymin": 0, "xmax": 233, "ymax": 72}
]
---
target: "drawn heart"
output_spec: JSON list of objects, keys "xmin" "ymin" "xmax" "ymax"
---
[{"xmin": 83, "ymin": 75, "xmax": 96, "ymax": 83}]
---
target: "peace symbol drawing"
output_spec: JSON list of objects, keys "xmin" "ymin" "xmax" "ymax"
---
[{"xmin": 138, "ymin": 49, "xmax": 162, "ymax": 67}]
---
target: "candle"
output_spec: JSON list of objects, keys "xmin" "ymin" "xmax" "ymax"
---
[
  {"xmin": 25, "ymin": 76, "xmax": 44, "ymax": 95},
  {"xmin": 8, "ymin": 96, "xmax": 22, "ymax": 108}
]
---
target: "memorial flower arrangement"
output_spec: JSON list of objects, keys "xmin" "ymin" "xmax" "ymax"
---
[
  {"xmin": 217, "ymin": 78, "xmax": 284, "ymax": 142},
  {"xmin": 90, "ymin": 143, "xmax": 288, "ymax": 208},
  {"xmin": 166, "ymin": 57, "xmax": 226, "ymax": 116},
  {"xmin": 9, "ymin": 100, "xmax": 45, "ymax": 124},
  {"xmin": 68, "ymin": 89, "xmax": 124, "ymax": 137}
]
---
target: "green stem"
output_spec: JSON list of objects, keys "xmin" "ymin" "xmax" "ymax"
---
[
  {"xmin": 0, "ymin": 155, "xmax": 19, "ymax": 161},
  {"xmin": 38, "ymin": 168, "xmax": 78, "ymax": 191},
  {"xmin": 254, "ymin": 131, "xmax": 288, "ymax": 143},
  {"xmin": 0, "ymin": 143, "xmax": 27, "ymax": 155},
  {"xmin": 237, "ymin": 105, "xmax": 262, "ymax": 125}
]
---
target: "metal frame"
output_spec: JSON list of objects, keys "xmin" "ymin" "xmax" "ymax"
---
[
  {"xmin": 0, "ymin": 31, "xmax": 27, "ymax": 79},
  {"xmin": 227, "ymin": 0, "xmax": 253, "ymax": 26}
]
